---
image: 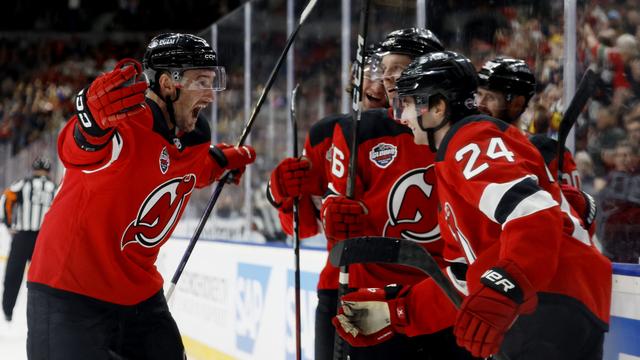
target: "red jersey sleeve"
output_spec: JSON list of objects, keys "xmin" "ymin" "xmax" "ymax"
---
[
  {"xmin": 58, "ymin": 116, "xmax": 119, "ymax": 171},
  {"xmin": 439, "ymin": 120, "xmax": 565, "ymax": 291}
]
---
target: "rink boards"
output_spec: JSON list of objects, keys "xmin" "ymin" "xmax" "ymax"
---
[{"xmin": 158, "ymin": 237, "xmax": 640, "ymax": 360}]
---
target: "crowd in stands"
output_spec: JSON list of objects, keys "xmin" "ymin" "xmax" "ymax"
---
[{"xmin": 0, "ymin": 0, "xmax": 638, "ymax": 261}]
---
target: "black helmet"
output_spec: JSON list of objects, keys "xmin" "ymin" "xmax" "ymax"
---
[
  {"xmin": 396, "ymin": 51, "xmax": 478, "ymax": 121},
  {"xmin": 379, "ymin": 28, "xmax": 444, "ymax": 57},
  {"xmin": 478, "ymin": 57, "xmax": 535, "ymax": 102},
  {"xmin": 143, "ymin": 33, "xmax": 226, "ymax": 91},
  {"xmin": 32, "ymin": 157, "xmax": 51, "ymax": 171}
]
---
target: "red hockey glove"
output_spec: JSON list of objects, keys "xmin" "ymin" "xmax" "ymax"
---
[
  {"xmin": 332, "ymin": 284, "xmax": 410, "ymax": 347},
  {"xmin": 209, "ymin": 143, "xmax": 256, "ymax": 184},
  {"xmin": 321, "ymin": 196, "xmax": 367, "ymax": 244},
  {"xmin": 267, "ymin": 157, "xmax": 313, "ymax": 208},
  {"xmin": 79, "ymin": 59, "xmax": 147, "ymax": 133},
  {"xmin": 560, "ymin": 184, "xmax": 597, "ymax": 237},
  {"xmin": 455, "ymin": 260, "xmax": 538, "ymax": 358}
]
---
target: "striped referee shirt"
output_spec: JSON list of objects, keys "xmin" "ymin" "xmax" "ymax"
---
[{"xmin": 1, "ymin": 175, "xmax": 57, "ymax": 231}]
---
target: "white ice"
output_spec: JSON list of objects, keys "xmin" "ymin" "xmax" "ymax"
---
[{"xmin": 0, "ymin": 259, "xmax": 29, "ymax": 360}]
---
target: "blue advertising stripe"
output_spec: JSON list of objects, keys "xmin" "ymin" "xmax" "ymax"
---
[
  {"xmin": 604, "ymin": 316, "xmax": 640, "ymax": 360},
  {"xmin": 171, "ymin": 235, "xmax": 327, "ymax": 251},
  {"xmin": 613, "ymin": 263, "xmax": 640, "ymax": 277}
]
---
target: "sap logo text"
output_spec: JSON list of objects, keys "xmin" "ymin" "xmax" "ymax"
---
[{"xmin": 236, "ymin": 263, "xmax": 271, "ymax": 354}]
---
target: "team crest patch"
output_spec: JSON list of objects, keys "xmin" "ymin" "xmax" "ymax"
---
[
  {"xmin": 369, "ymin": 143, "xmax": 397, "ymax": 168},
  {"xmin": 159, "ymin": 147, "xmax": 170, "ymax": 174}
]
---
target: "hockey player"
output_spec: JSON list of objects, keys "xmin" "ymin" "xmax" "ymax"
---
[
  {"xmin": 334, "ymin": 51, "xmax": 611, "ymax": 359},
  {"xmin": 26, "ymin": 33, "xmax": 256, "ymax": 359},
  {"xmin": 477, "ymin": 57, "xmax": 596, "ymax": 232},
  {"xmin": 266, "ymin": 46, "xmax": 388, "ymax": 360},
  {"xmin": 476, "ymin": 57, "xmax": 581, "ymax": 185},
  {"xmin": 323, "ymin": 29, "xmax": 477, "ymax": 359}
]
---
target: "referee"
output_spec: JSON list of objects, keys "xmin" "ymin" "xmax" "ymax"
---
[{"xmin": 1, "ymin": 157, "xmax": 57, "ymax": 322}]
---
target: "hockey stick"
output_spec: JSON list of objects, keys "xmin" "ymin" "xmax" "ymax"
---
[
  {"xmin": 334, "ymin": 1, "xmax": 372, "ymax": 359},
  {"xmin": 166, "ymin": 0, "xmax": 319, "ymax": 301},
  {"xmin": 290, "ymin": 83, "xmax": 302, "ymax": 360},
  {"xmin": 556, "ymin": 68, "xmax": 598, "ymax": 181},
  {"xmin": 329, "ymin": 236, "xmax": 510, "ymax": 360}
]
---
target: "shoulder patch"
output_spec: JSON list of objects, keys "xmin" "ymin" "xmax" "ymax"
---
[{"xmin": 369, "ymin": 143, "xmax": 398, "ymax": 168}]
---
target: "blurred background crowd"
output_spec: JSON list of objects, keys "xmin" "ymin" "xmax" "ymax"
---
[{"xmin": 0, "ymin": 0, "xmax": 638, "ymax": 263}]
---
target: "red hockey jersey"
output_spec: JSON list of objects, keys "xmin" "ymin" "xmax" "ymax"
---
[
  {"xmin": 28, "ymin": 99, "xmax": 222, "ymax": 305},
  {"xmin": 328, "ymin": 108, "xmax": 445, "ymax": 290},
  {"xmin": 433, "ymin": 115, "xmax": 610, "ymax": 327},
  {"xmin": 529, "ymin": 134, "xmax": 580, "ymax": 188},
  {"xmin": 275, "ymin": 115, "xmax": 344, "ymax": 290}
]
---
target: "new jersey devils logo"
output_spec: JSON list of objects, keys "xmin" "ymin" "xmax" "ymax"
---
[
  {"xmin": 121, "ymin": 174, "xmax": 196, "ymax": 249},
  {"xmin": 383, "ymin": 165, "xmax": 440, "ymax": 242}
]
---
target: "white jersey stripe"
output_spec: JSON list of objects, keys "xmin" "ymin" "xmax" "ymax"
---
[
  {"xmin": 479, "ymin": 175, "xmax": 538, "ymax": 223},
  {"xmin": 21, "ymin": 181, "xmax": 31, "ymax": 231},
  {"xmin": 502, "ymin": 190, "xmax": 558, "ymax": 228}
]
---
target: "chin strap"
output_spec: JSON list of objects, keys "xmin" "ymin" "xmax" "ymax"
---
[
  {"xmin": 164, "ymin": 88, "xmax": 181, "ymax": 129},
  {"xmin": 419, "ymin": 114, "xmax": 449, "ymax": 153}
]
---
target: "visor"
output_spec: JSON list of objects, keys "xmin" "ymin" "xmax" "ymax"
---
[{"xmin": 174, "ymin": 66, "xmax": 227, "ymax": 91}]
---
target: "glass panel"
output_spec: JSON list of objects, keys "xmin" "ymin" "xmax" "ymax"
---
[{"xmin": 578, "ymin": 0, "xmax": 640, "ymax": 264}]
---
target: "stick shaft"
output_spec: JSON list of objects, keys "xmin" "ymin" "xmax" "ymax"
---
[
  {"xmin": 290, "ymin": 83, "xmax": 302, "ymax": 360},
  {"xmin": 334, "ymin": 1, "xmax": 372, "ymax": 358},
  {"xmin": 166, "ymin": 0, "xmax": 319, "ymax": 301}
]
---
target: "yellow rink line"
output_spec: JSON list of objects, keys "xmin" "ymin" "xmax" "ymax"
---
[
  {"xmin": 0, "ymin": 256, "xmax": 235, "ymax": 360},
  {"xmin": 182, "ymin": 335, "xmax": 237, "ymax": 360}
]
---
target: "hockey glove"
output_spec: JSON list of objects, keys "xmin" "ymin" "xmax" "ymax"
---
[
  {"xmin": 321, "ymin": 195, "xmax": 367, "ymax": 244},
  {"xmin": 75, "ymin": 58, "xmax": 148, "ymax": 143},
  {"xmin": 560, "ymin": 184, "xmax": 597, "ymax": 237},
  {"xmin": 267, "ymin": 157, "xmax": 314, "ymax": 208},
  {"xmin": 455, "ymin": 260, "xmax": 538, "ymax": 358},
  {"xmin": 209, "ymin": 143, "xmax": 256, "ymax": 184},
  {"xmin": 332, "ymin": 284, "xmax": 410, "ymax": 347}
]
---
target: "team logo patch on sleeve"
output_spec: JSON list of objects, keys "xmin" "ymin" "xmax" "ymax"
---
[
  {"xmin": 159, "ymin": 147, "xmax": 170, "ymax": 174},
  {"xmin": 369, "ymin": 143, "xmax": 398, "ymax": 168}
]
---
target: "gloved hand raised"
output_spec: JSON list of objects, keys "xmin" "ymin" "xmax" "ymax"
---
[
  {"xmin": 321, "ymin": 195, "xmax": 367, "ymax": 244},
  {"xmin": 332, "ymin": 284, "xmax": 410, "ymax": 347},
  {"xmin": 209, "ymin": 143, "xmax": 256, "ymax": 184},
  {"xmin": 75, "ymin": 58, "xmax": 148, "ymax": 138}
]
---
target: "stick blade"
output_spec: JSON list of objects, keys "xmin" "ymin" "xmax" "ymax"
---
[{"xmin": 329, "ymin": 236, "xmax": 431, "ymax": 268}]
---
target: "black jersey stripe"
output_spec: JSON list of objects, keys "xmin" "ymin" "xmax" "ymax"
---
[{"xmin": 494, "ymin": 177, "xmax": 541, "ymax": 224}]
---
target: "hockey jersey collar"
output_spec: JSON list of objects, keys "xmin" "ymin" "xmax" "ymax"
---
[{"xmin": 146, "ymin": 98, "xmax": 211, "ymax": 151}]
